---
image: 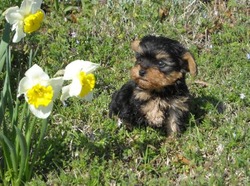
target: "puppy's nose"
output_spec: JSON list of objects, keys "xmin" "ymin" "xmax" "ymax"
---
[{"xmin": 139, "ymin": 69, "xmax": 146, "ymax": 76}]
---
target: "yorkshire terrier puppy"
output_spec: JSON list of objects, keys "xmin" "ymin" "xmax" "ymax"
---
[{"xmin": 109, "ymin": 35, "xmax": 197, "ymax": 135}]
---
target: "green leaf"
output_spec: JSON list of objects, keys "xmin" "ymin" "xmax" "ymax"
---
[
  {"xmin": 17, "ymin": 102, "xmax": 28, "ymax": 131},
  {"xmin": 0, "ymin": 60, "xmax": 10, "ymax": 126},
  {"xmin": 0, "ymin": 52, "xmax": 6, "ymax": 73},
  {"xmin": 14, "ymin": 126, "xmax": 28, "ymax": 184},
  {"xmin": 53, "ymin": 0, "xmax": 59, "ymax": 11},
  {"xmin": 63, "ymin": 6, "xmax": 78, "ymax": 14},
  {"xmin": 4, "ymin": 169, "xmax": 14, "ymax": 182},
  {"xmin": 27, "ymin": 119, "xmax": 48, "ymax": 180},
  {"xmin": 0, "ymin": 133, "xmax": 18, "ymax": 175},
  {"xmin": 0, "ymin": 23, "xmax": 10, "ymax": 72}
]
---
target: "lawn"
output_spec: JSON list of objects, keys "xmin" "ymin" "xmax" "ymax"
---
[{"xmin": 0, "ymin": 0, "xmax": 249, "ymax": 185}]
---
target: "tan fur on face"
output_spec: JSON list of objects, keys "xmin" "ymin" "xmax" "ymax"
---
[
  {"xmin": 155, "ymin": 52, "xmax": 171, "ymax": 60},
  {"xmin": 130, "ymin": 65, "xmax": 183, "ymax": 90}
]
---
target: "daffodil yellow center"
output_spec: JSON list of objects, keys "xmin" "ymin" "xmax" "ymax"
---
[
  {"xmin": 77, "ymin": 72, "xmax": 95, "ymax": 98},
  {"xmin": 23, "ymin": 10, "xmax": 44, "ymax": 34},
  {"xmin": 27, "ymin": 84, "xmax": 53, "ymax": 108}
]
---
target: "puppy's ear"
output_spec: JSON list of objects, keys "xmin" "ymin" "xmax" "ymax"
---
[
  {"xmin": 182, "ymin": 52, "xmax": 197, "ymax": 76},
  {"xmin": 131, "ymin": 40, "xmax": 142, "ymax": 53}
]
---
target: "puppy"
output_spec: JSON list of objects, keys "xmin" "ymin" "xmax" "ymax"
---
[{"xmin": 109, "ymin": 35, "xmax": 197, "ymax": 135}]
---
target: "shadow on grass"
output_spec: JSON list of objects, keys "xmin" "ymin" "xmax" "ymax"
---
[
  {"xmin": 189, "ymin": 93, "xmax": 225, "ymax": 127},
  {"xmin": 33, "ymin": 92, "xmax": 223, "ymax": 181}
]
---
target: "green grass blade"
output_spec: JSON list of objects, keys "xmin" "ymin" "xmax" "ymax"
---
[
  {"xmin": 0, "ymin": 133, "xmax": 18, "ymax": 175},
  {"xmin": 0, "ymin": 52, "xmax": 6, "ymax": 73},
  {"xmin": 11, "ymin": 95, "xmax": 19, "ymax": 127},
  {"xmin": 0, "ymin": 91, "xmax": 6, "ymax": 126},
  {"xmin": 17, "ymin": 102, "xmax": 28, "ymax": 131},
  {"xmin": 53, "ymin": 0, "xmax": 59, "ymax": 11},
  {"xmin": 25, "ymin": 116, "xmax": 36, "ymax": 150},
  {"xmin": 14, "ymin": 126, "xmax": 28, "ymax": 184},
  {"xmin": 0, "ymin": 134, "xmax": 12, "ymax": 178},
  {"xmin": 27, "ymin": 119, "xmax": 48, "ymax": 180},
  {"xmin": 0, "ymin": 63, "xmax": 10, "ymax": 127},
  {"xmin": 11, "ymin": 65, "xmax": 21, "ymax": 128},
  {"xmin": 28, "ymin": 48, "xmax": 33, "ymax": 67},
  {"xmin": 5, "ymin": 47, "xmax": 15, "ymax": 122},
  {"xmin": 24, "ymin": 116, "xmax": 36, "ymax": 180},
  {"xmin": 0, "ymin": 23, "xmax": 10, "ymax": 72}
]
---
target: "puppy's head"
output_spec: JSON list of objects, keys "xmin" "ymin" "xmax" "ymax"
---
[{"xmin": 130, "ymin": 35, "xmax": 197, "ymax": 90}]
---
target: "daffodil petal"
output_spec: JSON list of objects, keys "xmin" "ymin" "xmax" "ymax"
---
[
  {"xmin": 69, "ymin": 78, "xmax": 82, "ymax": 96},
  {"xmin": 28, "ymin": 102, "xmax": 53, "ymax": 119},
  {"xmin": 3, "ymin": 6, "xmax": 19, "ymax": 15},
  {"xmin": 20, "ymin": 0, "xmax": 33, "ymax": 15},
  {"xmin": 10, "ymin": 12, "xmax": 24, "ymax": 22},
  {"xmin": 81, "ymin": 92, "xmax": 93, "ymax": 101},
  {"xmin": 60, "ymin": 85, "xmax": 70, "ymax": 102},
  {"xmin": 3, "ymin": 7, "xmax": 22, "ymax": 24},
  {"xmin": 17, "ymin": 76, "xmax": 33, "ymax": 97},
  {"xmin": 12, "ymin": 23, "xmax": 26, "ymax": 43},
  {"xmin": 63, "ymin": 60, "xmax": 99, "ymax": 80},
  {"xmin": 48, "ymin": 77, "xmax": 64, "ymax": 100},
  {"xmin": 25, "ymin": 64, "xmax": 49, "ymax": 82},
  {"xmin": 63, "ymin": 60, "xmax": 82, "ymax": 80},
  {"xmin": 31, "ymin": 0, "xmax": 43, "ymax": 13}
]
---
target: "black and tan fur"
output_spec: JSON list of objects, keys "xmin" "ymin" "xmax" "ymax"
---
[{"xmin": 109, "ymin": 35, "xmax": 197, "ymax": 135}]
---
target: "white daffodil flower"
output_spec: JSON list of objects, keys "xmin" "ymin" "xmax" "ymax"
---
[
  {"xmin": 3, "ymin": 0, "xmax": 44, "ymax": 43},
  {"xmin": 18, "ymin": 64, "xmax": 63, "ymax": 119},
  {"xmin": 60, "ymin": 60, "xmax": 99, "ymax": 103}
]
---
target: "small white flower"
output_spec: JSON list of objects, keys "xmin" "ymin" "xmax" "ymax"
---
[
  {"xmin": 240, "ymin": 93, "xmax": 245, "ymax": 99},
  {"xmin": 60, "ymin": 60, "xmax": 99, "ymax": 102},
  {"xmin": 202, "ymin": 13, "xmax": 207, "ymax": 18},
  {"xmin": 18, "ymin": 64, "xmax": 63, "ymax": 119},
  {"xmin": 216, "ymin": 144, "xmax": 224, "ymax": 154},
  {"xmin": 70, "ymin": 31, "xmax": 77, "ymax": 38},
  {"xmin": 247, "ymin": 53, "xmax": 250, "ymax": 60},
  {"xmin": 3, "ymin": 0, "xmax": 44, "ymax": 43},
  {"xmin": 117, "ymin": 118, "xmax": 123, "ymax": 127},
  {"xmin": 232, "ymin": 132, "xmax": 236, "ymax": 138}
]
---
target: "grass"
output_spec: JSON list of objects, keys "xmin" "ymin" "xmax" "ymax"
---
[{"xmin": 1, "ymin": 0, "xmax": 250, "ymax": 185}]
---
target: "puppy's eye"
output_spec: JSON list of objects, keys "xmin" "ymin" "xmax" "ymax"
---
[{"xmin": 158, "ymin": 61, "xmax": 166, "ymax": 68}]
